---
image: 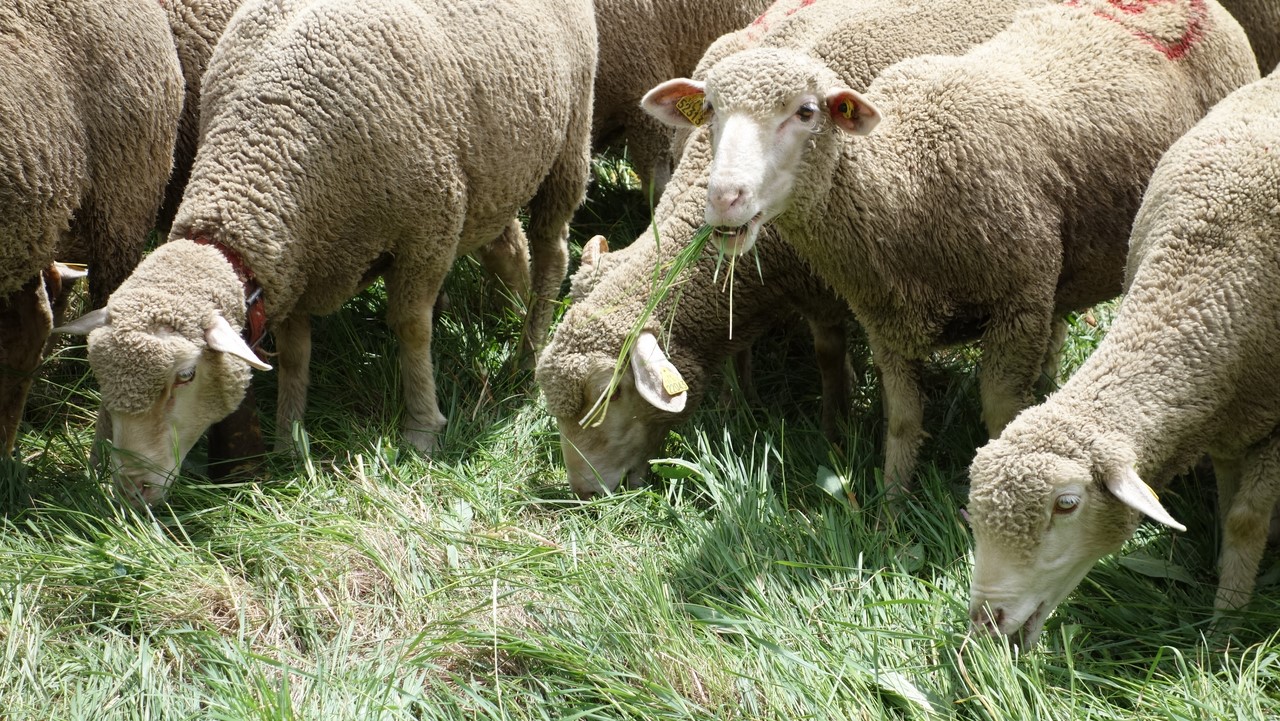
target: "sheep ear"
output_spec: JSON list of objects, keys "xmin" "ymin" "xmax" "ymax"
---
[
  {"xmin": 1103, "ymin": 466, "xmax": 1186, "ymax": 532},
  {"xmin": 53, "ymin": 262, "xmax": 89, "ymax": 282},
  {"xmin": 580, "ymin": 235, "xmax": 609, "ymax": 271},
  {"xmin": 825, "ymin": 88, "xmax": 880, "ymax": 135},
  {"xmin": 642, "ymin": 78, "xmax": 709, "ymax": 128},
  {"xmin": 205, "ymin": 314, "xmax": 272, "ymax": 371},
  {"xmin": 53, "ymin": 307, "xmax": 110, "ymax": 335},
  {"xmin": 630, "ymin": 330, "xmax": 687, "ymax": 413}
]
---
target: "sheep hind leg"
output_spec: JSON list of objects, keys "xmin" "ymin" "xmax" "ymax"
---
[
  {"xmin": 809, "ymin": 317, "xmax": 851, "ymax": 445},
  {"xmin": 1214, "ymin": 438, "xmax": 1280, "ymax": 613},
  {"xmin": 474, "ymin": 219, "xmax": 531, "ymax": 315},
  {"xmin": 272, "ymin": 314, "xmax": 312, "ymax": 455},
  {"xmin": 873, "ymin": 341, "xmax": 925, "ymax": 501},
  {"xmin": 385, "ymin": 269, "xmax": 448, "ymax": 453}
]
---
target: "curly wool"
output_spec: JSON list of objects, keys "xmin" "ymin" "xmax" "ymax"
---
[
  {"xmin": 594, "ymin": 0, "xmax": 769, "ymax": 192},
  {"xmin": 157, "ymin": 0, "xmax": 244, "ymax": 230},
  {"xmin": 1220, "ymin": 0, "xmax": 1279, "ymax": 73}
]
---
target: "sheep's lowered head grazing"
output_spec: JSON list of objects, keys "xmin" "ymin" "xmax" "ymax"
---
[
  {"xmin": 965, "ymin": 423, "xmax": 1186, "ymax": 649},
  {"xmin": 58, "ymin": 241, "xmax": 269, "ymax": 506},
  {"xmin": 642, "ymin": 48, "xmax": 880, "ymax": 257}
]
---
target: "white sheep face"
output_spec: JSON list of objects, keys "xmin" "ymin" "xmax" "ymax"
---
[
  {"xmin": 641, "ymin": 48, "xmax": 879, "ymax": 257},
  {"xmin": 967, "ymin": 445, "xmax": 1185, "ymax": 649}
]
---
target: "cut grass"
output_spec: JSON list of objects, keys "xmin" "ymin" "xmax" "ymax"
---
[{"xmin": 3, "ymin": 155, "xmax": 1279, "ymax": 719}]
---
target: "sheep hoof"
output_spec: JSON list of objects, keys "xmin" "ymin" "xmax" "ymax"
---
[{"xmin": 403, "ymin": 423, "xmax": 445, "ymax": 454}]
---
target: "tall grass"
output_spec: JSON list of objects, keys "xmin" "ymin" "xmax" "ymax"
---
[{"xmin": 2, "ymin": 155, "xmax": 1278, "ymax": 719}]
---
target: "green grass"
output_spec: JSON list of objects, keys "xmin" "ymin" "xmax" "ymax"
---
[{"xmin": 3, "ymin": 155, "xmax": 1279, "ymax": 719}]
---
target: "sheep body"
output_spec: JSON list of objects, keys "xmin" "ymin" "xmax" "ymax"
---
[
  {"xmin": 75, "ymin": 0, "xmax": 596, "ymax": 504},
  {"xmin": 1220, "ymin": 0, "xmax": 1279, "ymax": 73},
  {"xmin": 593, "ymin": 0, "xmax": 770, "ymax": 194},
  {"xmin": 537, "ymin": 131, "xmax": 852, "ymax": 497},
  {"xmin": 967, "ymin": 66, "xmax": 1280, "ymax": 648},
  {"xmin": 654, "ymin": 0, "xmax": 1258, "ymax": 495},
  {"xmin": 0, "ymin": 0, "xmax": 182, "ymax": 454}
]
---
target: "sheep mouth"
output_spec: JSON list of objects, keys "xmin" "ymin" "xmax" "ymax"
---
[
  {"xmin": 1008, "ymin": 603, "xmax": 1046, "ymax": 652},
  {"xmin": 711, "ymin": 214, "xmax": 763, "ymax": 256}
]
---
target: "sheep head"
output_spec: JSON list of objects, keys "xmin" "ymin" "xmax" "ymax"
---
[
  {"xmin": 965, "ymin": 432, "xmax": 1186, "ymax": 649},
  {"xmin": 56, "ymin": 241, "xmax": 270, "ymax": 507},
  {"xmin": 642, "ymin": 47, "xmax": 880, "ymax": 257}
]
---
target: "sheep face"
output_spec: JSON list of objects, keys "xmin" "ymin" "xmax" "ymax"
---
[
  {"xmin": 642, "ymin": 48, "xmax": 879, "ymax": 257},
  {"xmin": 63, "ymin": 305, "xmax": 267, "ymax": 507},
  {"xmin": 966, "ymin": 441, "xmax": 1185, "ymax": 649},
  {"xmin": 556, "ymin": 365, "xmax": 675, "ymax": 498}
]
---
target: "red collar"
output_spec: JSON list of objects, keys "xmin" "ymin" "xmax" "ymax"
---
[{"xmin": 190, "ymin": 235, "xmax": 268, "ymax": 349}]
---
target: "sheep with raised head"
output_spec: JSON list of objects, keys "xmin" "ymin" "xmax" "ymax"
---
[
  {"xmin": 0, "ymin": 0, "xmax": 183, "ymax": 455},
  {"xmin": 644, "ymin": 0, "xmax": 1259, "ymax": 498},
  {"xmin": 537, "ymin": 133, "xmax": 852, "ymax": 498},
  {"xmin": 967, "ymin": 66, "xmax": 1280, "ymax": 649},
  {"xmin": 593, "ymin": 0, "xmax": 770, "ymax": 196},
  {"xmin": 60, "ymin": 0, "xmax": 596, "ymax": 506}
]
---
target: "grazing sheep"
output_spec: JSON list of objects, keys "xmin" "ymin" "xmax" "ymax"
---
[
  {"xmin": 60, "ymin": 0, "xmax": 596, "ymax": 505},
  {"xmin": 967, "ymin": 66, "xmax": 1280, "ymax": 649},
  {"xmin": 1220, "ymin": 0, "xmax": 1279, "ymax": 73},
  {"xmin": 0, "ymin": 0, "xmax": 183, "ymax": 455},
  {"xmin": 644, "ymin": 0, "xmax": 1259, "ymax": 498},
  {"xmin": 537, "ymin": 129, "xmax": 852, "ymax": 497},
  {"xmin": 593, "ymin": 0, "xmax": 770, "ymax": 196}
]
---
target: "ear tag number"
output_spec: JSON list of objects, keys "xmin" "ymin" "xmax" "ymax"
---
[
  {"xmin": 676, "ymin": 93, "xmax": 707, "ymax": 126},
  {"xmin": 660, "ymin": 367, "xmax": 688, "ymax": 395}
]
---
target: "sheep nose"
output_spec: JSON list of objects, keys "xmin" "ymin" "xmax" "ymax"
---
[
  {"xmin": 707, "ymin": 183, "xmax": 751, "ymax": 222},
  {"xmin": 970, "ymin": 604, "xmax": 1005, "ymax": 635}
]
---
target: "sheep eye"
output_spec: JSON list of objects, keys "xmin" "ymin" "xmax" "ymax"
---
[
  {"xmin": 609, "ymin": 385, "xmax": 622, "ymax": 402},
  {"xmin": 1053, "ymin": 494, "xmax": 1080, "ymax": 515},
  {"xmin": 796, "ymin": 102, "xmax": 818, "ymax": 122},
  {"xmin": 176, "ymin": 367, "xmax": 196, "ymax": 384}
]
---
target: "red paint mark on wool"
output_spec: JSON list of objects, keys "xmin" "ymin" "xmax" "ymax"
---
[
  {"xmin": 1065, "ymin": 0, "xmax": 1206, "ymax": 60},
  {"xmin": 750, "ymin": 0, "xmax": 818, "ymax": 33}
]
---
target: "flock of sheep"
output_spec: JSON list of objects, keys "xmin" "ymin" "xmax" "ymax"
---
[{"xmin": 1, "ymin": 0, "xmax": 1277, "ymax": 650}]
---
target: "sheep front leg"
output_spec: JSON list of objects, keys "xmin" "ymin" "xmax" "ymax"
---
[
  {"xmin": 872, "ymin": 339, "xmax": 925, "ymax": 499},
  {"xmin": 978, "ymin": 307, "xmax": 1053, "ymax": 437},
  {"xmin": 273, "ymin": 314, "xmax": 311, "ymax": 454},
  {"xmin": 385, "ymin": 270, "xmax": 447, "ymax": 453},
  {"xmin": 1214, "ymin": 439, "xmax": 1280, "ymax": 613}
]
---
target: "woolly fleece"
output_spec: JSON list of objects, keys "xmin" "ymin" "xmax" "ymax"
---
[
  {"xmin": 0, "ymin": 0, "xmax": 182, "ymax": 451},
  {"xmin": 593, "ymin": 0, "xmax": 769, "ymax": 193},
  {"xmin": 699, "ymin": 0, "xmax": 1258, "ymax": 490},
  {"xmin": 969, "ymin": 63, "xmax": 1280, "ymax": 619}
]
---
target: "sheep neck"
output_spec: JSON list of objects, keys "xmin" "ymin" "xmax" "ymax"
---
[{"xmin": 190, "ymin": 235, "xmax": 268, "ymax": 349}]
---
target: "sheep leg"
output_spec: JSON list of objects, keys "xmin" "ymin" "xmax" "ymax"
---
[
  {"xmin": 978, "ymin": 308, "xmax": 1052, "ymax": 437},
  {"xmin": 474, "ymin": 219, "xmax": 531, "ymax": 313},
  {"xmin": 0, "ymin": 276, "xmax": 52, "ymax": 455},
  {"xmin": 1037, "ymin": 316, "xmax": 1069, "ymax": 393},
  {"xmin": 873, "ymin": 340, "xmax": 925, "ymax": 498},
  {"xmin": 808, "ymin": 317, "xmax": 851, "ymax": 444},
  {"xmin": 720, "ymin": 348, "xmax": 759, "ymax": 408},
  {"xmin": 385, "ymin": 268, "xmax": 448, "ymax": 453},
  {"xmin": 273, "ymin": 314, "xmax": 312, "ymax": 454},
  {"xmin": 1214, "ymin": 438, "xmax": 1280, "ymax": 613},
  {"xmin": 519, "ymin": 100, "xmax": 592, "ymax": 368}
]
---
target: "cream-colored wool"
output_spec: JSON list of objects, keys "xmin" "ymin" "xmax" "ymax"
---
[
  {"xmin": 967, "ymin": 66, "xmax": 1280, "ymax": 647},
  {"xmin": 1220, "ymin": 0, "xmax": 1280, "ymax": 73},
  {"xmin": 157, "ymin": 0, "xmax": 244, "ymax": 231},
  {"xmin": 0, "ymin": 0, "xmax": 182, "ymax": 453},
  {"xmin": 686, "ymin": 0, "xmax": 1258, "ymax": 496},
  {"xmin": 537, "ymin": 130, "xmax": 852, "ymax": 496},
  {"xmin": 82, "ymin": 0, "xmax": 596, "ymax": 503},
  {"xmin": 593, "ymin": 0, "xmax": 770, "ymax": 194}
]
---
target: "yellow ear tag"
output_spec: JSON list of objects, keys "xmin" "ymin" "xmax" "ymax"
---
[
  {"xmin": 838, "ymin": 100, "xmax": 856, "ymax": 120},
  {"xmin": 659, "ymin": 367, "xmax": 688, "ymax": 396},
  {"xmin": 675, "ymin": 93, "xmax": 707, "ymax": 126}
]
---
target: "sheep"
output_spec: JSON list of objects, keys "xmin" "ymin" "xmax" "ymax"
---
[
  {"xmin": 537, "ymin": 129, "xmax": 853, "ymax": 497},
  {"xmin": 1220, "ymin": 0, "xmax": 1280, "ymax": 73},
  {"xmin": 966, "ymin": 66, "xmax": 1280, "ymax": 649},
  {"xmin": 643, "ymin": 0, "xmax": 1259, "ymax": 499},
  {"xmin": 592, "ymin": 0, "xmax": 770, "ymax": 196},
  {"xmin": 0, "ymin": 0, "xmax": 183, "ymax": 456},
  {"xmin": 58, "ymin": 0, "xmax": 596, "ymax": 506}
]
